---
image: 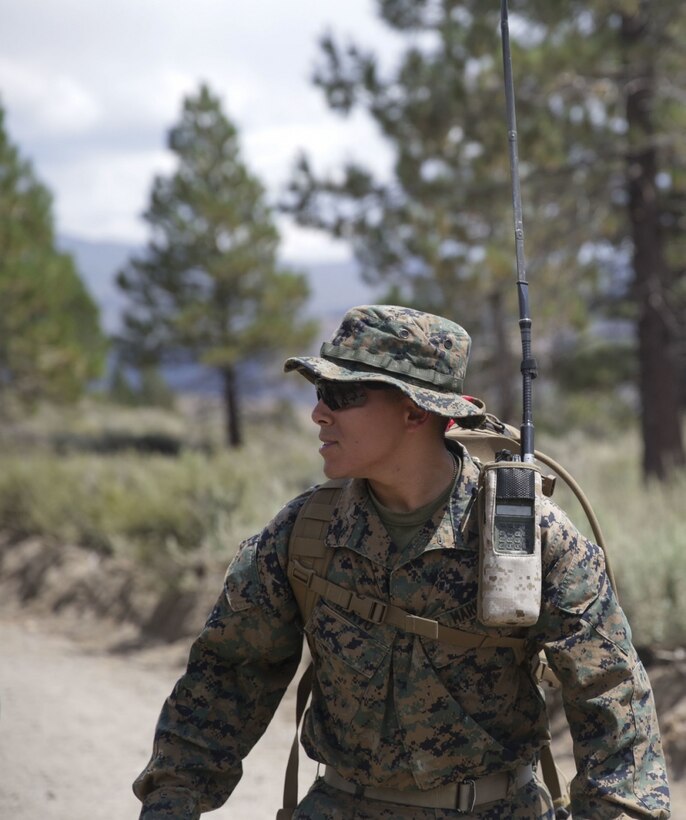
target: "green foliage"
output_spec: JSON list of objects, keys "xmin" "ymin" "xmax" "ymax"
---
[
  {"xmin": 284, "ymin": 2, "xmax": 602, "ymax": 416},
  {"xmin": 116, "ymin": 84, "xmax": 318, "ymax": 446},
  {"xmin": 108, "ymin": 361, "xmax": 138, "ymax": 406},
  {"xmin": 285, "ymin": 0, "xmax": 685, "ymax": 473},
  {"xmin": 107, "ymin": 362, "xmax": 176, "ymax": 410},
  {"xmin": 537, "ymin": 389, "xmax": 637, "ymax": 439},
  {"xmin": 0, "ymin": 399, "xmax": 684, "ymax": 647},
  {"xmin": 138, "ymin": 367, "xmax": 176, "ymax": 410},
  {"xmin": 0, "ymin": 402, "xmax": 322, "ymax": 573},
  {"xmin": 0, "ymin": 104, "xmax": 106, "ymax": 413},
  {"xmin": 538, "ymin": 426, "xmax": 686, "ymax": 648},
  {"xmin": 3, "ymin": 398, "xmax": 189, "ymax": 447},
  {"xmin": 555, "ymin": 342, "xmax": 636, "ymax": 391}
]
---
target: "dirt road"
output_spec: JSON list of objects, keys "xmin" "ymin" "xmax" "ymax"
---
[
  {"xmin": 0, "ymin": 616, "xmax": 681, "ymax": 818},
  {"xmin": 0, "ymin": 616, "xmax": 317, "ymax": 820}
]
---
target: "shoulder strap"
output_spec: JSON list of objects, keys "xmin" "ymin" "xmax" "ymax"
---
[
  {"xmin": 287, "ymin": 475, "xmax": 527, "ymax": 653},
  {"xmin": 277, "ymin": 662, "xmax": 313, "ymax": 820},
  {"xmin": 279, "ymin": 482, "xmax": 346, "ymax": 819},
  {"xmin": 288, "ymin": 479, "xmax": 346, "ymax": 623},
  {"xmin": 540, "ymin": 743, "xmax": 571, "ymax": 818}
]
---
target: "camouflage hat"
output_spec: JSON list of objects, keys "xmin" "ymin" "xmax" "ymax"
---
[{"xmin": 284, "ymin": 304, "xmax": 482, "ymax": 418}]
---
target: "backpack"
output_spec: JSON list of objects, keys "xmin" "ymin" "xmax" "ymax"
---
[{"xmin": 278, "ymin": 412, "xmax": 614, "ymax": 819}]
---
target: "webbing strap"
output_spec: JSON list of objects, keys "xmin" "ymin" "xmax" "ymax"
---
[
  {"xmin": 289, "ymin": 559, "xmax": 527, "ymax": 654},
  {"xmin": 288, "ymin": 480, "xmax": 346, "ymax": 622},
  {"xmin": 277, "ymin": 662, "xmax": 314, "ymax": 820},
  {"xmin": 539, "ymin": 744, "xmax": 571, "ymax": 818},
  {"xmin": 533, "ymin": 651, "xmax": 561, "ymax": 688},
  {"xmin": 303, "ymin": 501, "xmax": 340, "ymax": 521},
  {"xmin": 291, "ymin": 537, "xmax": 330, "ymax": 558}
]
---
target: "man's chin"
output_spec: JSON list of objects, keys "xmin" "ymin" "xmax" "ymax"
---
[{"xmin": 322, "ymin": 461, "xmax": 352, "ymax": 481}]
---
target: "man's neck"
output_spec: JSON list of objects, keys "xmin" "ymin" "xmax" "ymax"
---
[{"xmin": 367, "ymin": 446, "xmax": 458, "ymax": 513}]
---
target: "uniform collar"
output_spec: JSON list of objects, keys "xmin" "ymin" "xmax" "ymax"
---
[{"xmin": 323, "ymin": 443, "xmax": 480, "ymax": 566}]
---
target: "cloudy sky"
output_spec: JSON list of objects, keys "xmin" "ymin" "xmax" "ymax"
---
[{"xmin": 0, "ymin": 0, "xmax": 402, "ymax": 262}]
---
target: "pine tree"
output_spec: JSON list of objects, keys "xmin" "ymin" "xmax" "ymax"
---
[
  {"xmin": 510, "ymin": 0, "xmax": 686, "ymax": 477},
  {"xmin": 285, "ymin": 0, "xmax": 685, "ymax": 478},
  {"xmin": 117, "ymin": 84, "xmax": 317, "ymax": 447},
  {"xmin": 285, "ymin": 2, "xmax": 592, "ymax": 422},
  {"xmin": 0, "ymin": 103, "xmax": 105, "ymax": 415}
]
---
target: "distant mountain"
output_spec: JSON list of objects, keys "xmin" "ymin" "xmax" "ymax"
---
[
  {"xmin": 58, "ymin": 234, "xmax": 378, "ymax": 336},
  {"xmin": 58, "ymin": 236, "xmax": 136, "ymax": 334},
  {"xmin": 59, "ymin": 234, "xmax": 381, "ymax": 396}
]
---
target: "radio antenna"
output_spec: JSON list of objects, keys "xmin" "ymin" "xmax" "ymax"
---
[{"xmin": 500, "ymin": 0, "xmax": 537, "ymax": 462}]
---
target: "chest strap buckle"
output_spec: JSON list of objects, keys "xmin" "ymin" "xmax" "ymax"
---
[{"xmin": 352, "ymin": 597, "xmax": 387, "ymax": 624}]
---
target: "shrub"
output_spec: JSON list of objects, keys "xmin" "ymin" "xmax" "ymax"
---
[
  {"xmin": 1, "ymin": 400, "xmax": 684, "ymax": 649},
  {"xmin": 0, "ymin": 403, "xmax": 322, "ymax": 572},
  {"xmin": 538, "ymin": 428, "xmax": 686, "ymax": 649}
]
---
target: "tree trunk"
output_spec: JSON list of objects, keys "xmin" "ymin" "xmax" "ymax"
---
[
  {"xmin": 622, "ymin": 11, "xmax": 685, "ymax": 480},
  {"xmin": 222, "ymin": 366, "xmax": 242, "ymax": 448}
]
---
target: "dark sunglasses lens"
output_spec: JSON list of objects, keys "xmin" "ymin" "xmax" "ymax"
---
[{"xmin": 316, "ymin": 382, "xmax": 368, "ymax": 411}]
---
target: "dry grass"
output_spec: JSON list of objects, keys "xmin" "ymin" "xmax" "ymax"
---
[
  {"xmin": 537, "ymin": 428, "xmax": 686, "ymax": 648},
  {"xmin": 0, "ymin": 399, "xmax": 683, "ymax": 648}
]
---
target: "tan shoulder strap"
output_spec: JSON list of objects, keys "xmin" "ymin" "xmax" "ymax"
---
[
  {"xmin": 446, "ymin": 422, "xmax": 521, "ymax": 465},
  {"xmin": 288, "ymin": 479, "xmax": 346, "ymax": 623},
  {"xmin": 540, "ymin": 743, "xmax": 571, "ymax": 817},
  {"xmin": 287, "ymin": 475, "xmax": 528, "ymax": 654},
  {"xmin": 276, "ymin": 661, "xmax": 313, "ymax": 820},
  {"xmin": 288, "ymin": 478, "xmax": 527, "ymax": 653},
  {"xmin": 279, "ymin": 482, "xmax": 345, "ymax": 819}
]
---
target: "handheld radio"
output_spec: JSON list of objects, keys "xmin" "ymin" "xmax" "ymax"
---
[{"xmin": 477, "ymin": 0, "xmax": 543, "ymax": 627}]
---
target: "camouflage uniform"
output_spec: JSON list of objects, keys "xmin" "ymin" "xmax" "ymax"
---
[{"xmin": 133, "ymin": 306, "xmax": 670, "ymax": 819}]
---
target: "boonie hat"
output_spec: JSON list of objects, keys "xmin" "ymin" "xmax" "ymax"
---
[{"xmin": 284, "ymin": 305, "xmax": 482, "ymax": 419}]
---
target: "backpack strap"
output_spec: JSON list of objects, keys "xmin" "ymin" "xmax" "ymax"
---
[
  {"xmin": 289, "ymin": 557, "xmax": 527, "ymax": 654},
  {"xmin": 540, "ymin": 743, "xmax": 571, "ymax": 818},
  {"xmin": 288, "ymin": 479, "xmax": 347, "ymax": 624},
  {"xmin": 287, "ymin": 480, "xmax": 527, "ymax": 654},
  {"xmin": 277, "ymin": 481, "xmax": 348, "ymax": 819},
  {"xmin": 276, "ymin": 661, "xmax": 314, "ymax": 820}
]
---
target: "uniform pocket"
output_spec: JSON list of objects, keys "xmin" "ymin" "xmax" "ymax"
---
[
  {"xmin": 305, "ymin": 602, "xmax": 390, "ymax": 724},
  {"xmin": 422, "ymin": 636, "xmax": 530, "ymax": 718},
  {"xmin": 423, "ymin": 628, "xmax": 518, "ymax": 673}
]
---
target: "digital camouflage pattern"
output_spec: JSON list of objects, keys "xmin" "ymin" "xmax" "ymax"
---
[
  {"xmin": 133, "ymin": 445, "xmax": 670, "ymax": 819},
  {"xmin": 284, "ymin": 305, "xmax": 482, "ymax": 419}
]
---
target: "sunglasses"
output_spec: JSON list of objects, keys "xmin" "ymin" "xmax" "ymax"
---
[{"xmin": 314, "ymin": 380, "xmax": 389, "ymax": 411}]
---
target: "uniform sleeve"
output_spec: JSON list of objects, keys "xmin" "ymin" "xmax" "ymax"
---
[
  {"xmin": 532, "ymin": 499, "xmax": 670, "ymax": 819},
  {"xmin": 132, "ymin": 491, "xmax": 310, "ymax": 819}
]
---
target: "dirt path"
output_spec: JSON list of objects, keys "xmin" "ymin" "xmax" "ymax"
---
[
  {"xmin": 0, "ymin": 616, "xmax": 317, "ymax": 820},
  {"xmin": 0, "ymin": 615, "xmax": 681, "ymax": 818}
]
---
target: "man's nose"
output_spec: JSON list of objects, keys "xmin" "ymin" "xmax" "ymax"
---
[{"xmin": 312, "ymin": 398, "xmax": 333, "ymax": 425}]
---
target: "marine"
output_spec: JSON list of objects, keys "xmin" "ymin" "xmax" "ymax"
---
[{"xmin": 134, "ymin": 305, "xmax": 670, "ymax": 819}]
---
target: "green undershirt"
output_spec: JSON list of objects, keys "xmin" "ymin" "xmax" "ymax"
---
[{"xmin": 367, "ymin": 454, "xmax": 460, "ymax": 551}]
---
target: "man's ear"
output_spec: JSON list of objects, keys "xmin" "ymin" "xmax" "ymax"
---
[{"xmin": 404, "ymin": 398, "xmax": 432, "ymax": 430}]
